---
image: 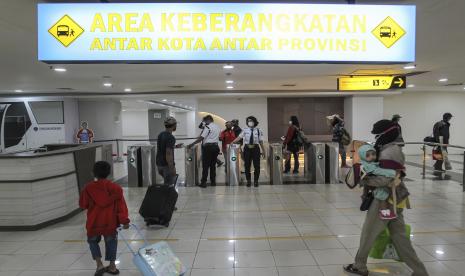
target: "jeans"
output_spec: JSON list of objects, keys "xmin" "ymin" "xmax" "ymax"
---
[
  {"xmin": 284, "ymin": 151, "xmax": 299, "ymax": 173},
  {"xmin": 88, "ymin": 235, "xmax": 118, "ymax": 262},
  {"xmin": 158, "ymin": 166, "xmax": 176, "ymax": 186},
  {"xmin": 339, "ymin": 143, "xmax": 347, "ymax": 166}
]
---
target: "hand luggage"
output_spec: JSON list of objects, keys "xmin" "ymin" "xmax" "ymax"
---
[
  {"xmin": 118, "ymin": 224, "xmax": 187, "ymax": 276},
  {"xmin": 139, "ymin": 177, "xmax": 178, "ymax": 227},
  {"xmin": 369, "ymin": 224, "xmax": 411, "ymax": 261}
]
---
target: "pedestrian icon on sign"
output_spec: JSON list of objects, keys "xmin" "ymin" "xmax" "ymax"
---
[{"xmin": 70, "ymin": 29, "xmax": 75, "ymax": 36}]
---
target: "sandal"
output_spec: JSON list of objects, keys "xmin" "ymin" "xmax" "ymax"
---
[
  {"xmin": 343, "ymin": 264, "xmax": 369, "ymax": 276},
  {"xmin": 94, "ymin": 267, "xmax": 106, "ymax": 276},
  {"xmin": 105, "ymin": 267, "xmax": 120, "ymax": 275}
]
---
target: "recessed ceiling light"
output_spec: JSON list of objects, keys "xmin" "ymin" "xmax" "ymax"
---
[
  {"xmin": 162, "ymin": 99, "xmax": 167, "ymax": 102},
  {"xmin": 14, "ymin": 89, "xmax": 22, "ymax": 93},
  {"xmin": 403, "ymin": 65, "xmax": 416, "ymax": 70},
  {"xmin": 124, "ymin": 88, "xmax": 132, "ymax": 92},
  {"xmin": 435, "ymin": 250, "xmax": 444, "ymax": 255},
  {"xmin": 223, "ymin": 64, "xmax": 234, "ymax": 69},
  {"xmin": 407, "ymin": 84, "xmax": 415, "ymax": 88},
  {"xmin": 172, "ymin": 101, "xmax": 176, "ymax": 104},
  {"xmin": 103, "ymin": 83, "xmax": 112, "ymax": 87},
  {"xmin": 54, "ymin": 67, "xmax": 67, "ymax": 72},
  {"xmin": 122, "ymin": 109, "xmax": 127, "ymax": 112},
  {"xmin": 439, "ymin": 78, "xmax": 448, "ymax": 82},
  {"xmin": 226, "ymin": 86, "xmax": 234, "ymax": 89},
  {"xmin": 225, "ymin": 80, "xmax": 234, "ymax": 84}
]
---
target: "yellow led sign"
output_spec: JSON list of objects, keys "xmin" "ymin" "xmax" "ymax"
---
[{"xmin": 338, "ymin": 76, "xmax": 406, "ymax": 91}]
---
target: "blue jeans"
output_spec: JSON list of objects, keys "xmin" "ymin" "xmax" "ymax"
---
[{"xmin": 88, "ymin": 235, "xmax": 118, "ymax": 261}]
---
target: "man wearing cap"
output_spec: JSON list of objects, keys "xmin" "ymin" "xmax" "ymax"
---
[
  {"xmin": 433, "ymin": 113, "xmax": 453, "ymax": 173},
  {"xmin": 188, "ymin": 115, "xmax": 221, "ymax": 188},
  {"xmin": 391, "ymin": 114, "xmax": 404, "ymax": 145},
  {"xmin": 156, "ymin": 117, "xmax": 183, "ymax": 186}
]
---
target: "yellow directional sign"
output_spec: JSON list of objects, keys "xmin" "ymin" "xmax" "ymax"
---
[
  {"xmin": 338, "ymin": 76, "xmax": 407, "ymax": 91},
  {"xmin": 372, "ymin": 16, "xmax": 406, "ymax": 48},
  {"xmin": 48, "ymin": 15, "xmax": 84, "ymax": 47}
]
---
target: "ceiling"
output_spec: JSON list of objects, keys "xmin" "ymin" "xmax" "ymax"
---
[{"xmin": 0, "ymin": 0, "xmax": 464, "ymax": 97}]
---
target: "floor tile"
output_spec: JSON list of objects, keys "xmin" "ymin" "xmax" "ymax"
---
[
  {"xmin": 272, "ymin": 250, "xmax": 316, "ymax": 266},
  {"xmin": 234, "ymin": 251, "xmax": 276, "ymax": 268},
  {"xmin": 311, "ymin": 248, "xmax": 353, "ymax": 265},
  {"xmin": 277, "ymin": 266, "xmax": 324, "ymax": 276},
  {"xmin": 193, "ymin": 251, "xmax": 235, "ymax": 269}
]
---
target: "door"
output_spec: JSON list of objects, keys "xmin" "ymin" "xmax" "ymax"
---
[{"xmin": 2, "ymin": 103, "xmax": 32, "ymax": 151}]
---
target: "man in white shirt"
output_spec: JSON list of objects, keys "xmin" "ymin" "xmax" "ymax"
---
[{"xmin": 188, "ymin": 115, "xmax": 221, "ymax": 188}]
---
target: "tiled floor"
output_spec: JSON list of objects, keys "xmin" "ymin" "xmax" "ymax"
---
[{"xmin": 1, "ymin": 159, "xmax": 465, "ymax": 275}]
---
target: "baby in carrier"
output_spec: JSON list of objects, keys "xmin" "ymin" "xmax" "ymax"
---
[{"xmin": 358, "ymin": 144, "xmax": 400, "ymax": 220}]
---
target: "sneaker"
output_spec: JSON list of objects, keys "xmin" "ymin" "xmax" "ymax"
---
[
  {"xmin": 254, "ymin": 183, "xmax": 259, "ymax": 187},
  {"xmin": 246, "ymin": 182, "xmax": 252, "ymax": 187},
  {"xmin": 211, "ymin": 183, "xmax": 216, "ymax": 187},
  {"xmin": 199, "ymin": 183, "xmax": 207, "ymax": 188},
  {"xmin": 379, "ymin": 209, "xmax": 397, "ymax": 220}
]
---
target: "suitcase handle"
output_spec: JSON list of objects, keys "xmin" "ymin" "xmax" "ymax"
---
[{"xmin": 117, "ymin": 223, "xmax": 149, "ymax": 256}]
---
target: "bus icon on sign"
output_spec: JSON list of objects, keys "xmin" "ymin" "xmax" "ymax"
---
[
  {"xmin": 57, "ymin": 25, "xmax": 69, "ymax": 37},
  {"xmin": 380, "ymin": 26, "xmax": 392, "ymax": 38}
]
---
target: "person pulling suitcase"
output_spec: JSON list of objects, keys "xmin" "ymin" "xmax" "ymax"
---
[
  {"xmin": 139, "ymin": 117, "xmax": 182, "ymax": 227},
  {"xmin": 156, "ymin": 116, "xmax": 184, "ymax": 186}
]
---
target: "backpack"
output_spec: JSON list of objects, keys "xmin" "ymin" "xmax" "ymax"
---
[
  {"xmin": 292, "ymin": 127, "xmax": 309, "ymax": 147},
  {"xmin": 341, "ymin": 128, "xmax": 352, "ymax": 146}
]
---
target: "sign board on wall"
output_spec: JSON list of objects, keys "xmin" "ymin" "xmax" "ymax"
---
[
  {"xmin": 338, "ymin": 75, "xmax": 406, "ymax": 91},
  {"xmin": 37, "ymin": 3, "xmax": 416, "ymax": 63}
]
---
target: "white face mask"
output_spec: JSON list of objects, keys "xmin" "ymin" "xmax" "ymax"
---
[
  {"xmin": 289, "ymin": 121, "xmax": 293, "ymax": 125},
  {"xmin": 247, "ymin": 122, "xmax": 255, "ymax": 128}
]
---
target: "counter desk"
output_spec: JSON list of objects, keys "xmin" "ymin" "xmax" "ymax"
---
[{"xmin": 0, "ymin": 143, "xmax": 113, "ymax": 230}]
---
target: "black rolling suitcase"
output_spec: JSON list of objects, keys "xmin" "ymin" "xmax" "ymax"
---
[{"xmin": 139, "ymin": 176, "xmax": 178, "ymax": 227}]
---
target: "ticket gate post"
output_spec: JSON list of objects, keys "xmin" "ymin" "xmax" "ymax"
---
[
  {"xmin": 185, "ymin": 144, "xmax": 200, "ymax": 186},
  {"xmin": 304, "ymin": 142, "xmax": 326, "ymax": 184},
  {"xmin": 269, "ymin": 143, "xmax": 283, "ymax": 185},
  {"xmin": 226, "ymin": 144, "xmax": 242, "ymax": 186},
  {"xmin": 127, "ymin": 145, "xmax": 157, "ymax": 187},
  {"xmin": 325, "ymin": 142, "xmax": 340, "ymax": 184}
]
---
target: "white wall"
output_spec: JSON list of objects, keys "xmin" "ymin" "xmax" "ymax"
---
[
  {"xmin": 384, "ymin": 91, "xmax": 465, "ymax": 154},
  {"xmin": 78, "ymin": 100, "xmax": 123, "ymax": 141},
  {"xmin": 344, "ymin": 96, "xmax": 384, "ymax": 142},
  {"xmin": 63, "ymin": 99, "xmax": 79, "ymax": 143},
  {"xmin": 197, "ymin": 97, "xmax": 269, "ymax": 140},
  {"xmin": 122, "ymin": 110, "xmax": 148, "ymax": 138}
]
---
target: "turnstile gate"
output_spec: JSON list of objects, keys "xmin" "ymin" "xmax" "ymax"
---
[
  {"xmin": 226, "ymin": 144, "xmax": 242, "ymax": 186},
  {"xmin": 127, "ymin": 145, "xmax": 157, "ymax": 187},
  {"xmin": 305, "ymin": 142, "xmax": 326, "ymax": 184},
  {"xmin": 325, "ymin": 142, "xmax": 340, "ymax": 184},
  {"xmin": 269, "ymin": 143, "xmax": 283, "ymax": 185},
  {"xmin": 185, "ymin": 144, "xmax": 200, "ymax": 186}
]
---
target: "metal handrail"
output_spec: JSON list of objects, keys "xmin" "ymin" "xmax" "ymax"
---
[{"xmin": 398, "ymin": 142, "xmax": 464, "ymax": 185}]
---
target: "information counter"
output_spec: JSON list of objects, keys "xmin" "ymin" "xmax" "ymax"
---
[{"xmin": 0, "ymin": 143, "xmax": 112, "ymax": 230}]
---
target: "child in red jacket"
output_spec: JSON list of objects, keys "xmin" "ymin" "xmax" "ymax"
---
[{"xmin": 79, "ymin": 161, "xmax": 130, "ymax": 276}]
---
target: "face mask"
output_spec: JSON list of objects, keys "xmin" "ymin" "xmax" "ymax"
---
[
  {"xmin": 247, "ymin": 121, "xmax": 254, "ymax": 128},
  {"xmin": 289, "ymin": 121, "xmax": 293, "ymax": 125}
]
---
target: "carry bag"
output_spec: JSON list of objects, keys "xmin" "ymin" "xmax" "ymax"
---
[
  {"xmin": 341, "ymin": 128, "xmax": 352, "ymax": 146},
  {"xmin": 369, "ymin": 224, "xmax": 411, "ymax": 261},
  {"xmin": 139, "ymin": 181, "xmax": 178, "ymax": 227},
  {"xmin": 345, "ymin": 163, "xmax": 362, "ymax": 189},
  {"xmin": 118, "ymin": 224, "xmax": 187, "ymax": 276},
  {"xmin": 432, "ymin": 147, "xmax": 443, "ymax": 161}
]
